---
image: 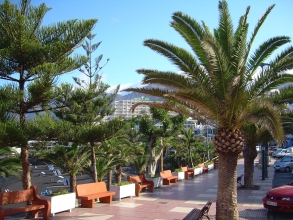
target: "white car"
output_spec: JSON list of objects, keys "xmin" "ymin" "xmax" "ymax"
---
[
  {"xmin": 272, "ymin": 149, "xmax": 283, "ymax": 158},
  {"xmin": 274, "ymin": 149, "xmax": 288, "ymax": 159},
  {"xmin": 274, "ymin": 154, "xmax": 293, "ymax": 172}
]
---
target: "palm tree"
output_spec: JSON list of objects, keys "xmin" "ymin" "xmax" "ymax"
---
[
  {"xmin": 178, "ymin": 127, "xmax": 197, "ymax": 167},
  {"xmin": 130, "ymin": 142, "xmax": 150, "ymax": 175},
  {"xmin": 124, "ymin": 1, "xmax": 293, "ymax": 219},
  {"xmin": 91, "ymin": 146, "xmax": 126, "ymax": 183},
  {"xmin": 39, "ymin": 145, "xmax": 91, "ymax": 192},
  {"xmin": 100, "ymin": 137, "xmax": 131, "ymax": 184}
]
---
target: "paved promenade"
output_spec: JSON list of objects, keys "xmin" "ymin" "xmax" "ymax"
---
[{"xmin": 5, "ymin": 158, "xmax": 293, "ymax": 219}]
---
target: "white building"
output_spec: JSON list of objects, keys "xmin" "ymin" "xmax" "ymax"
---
[{"xmin": 110, "ymin": 99, "xmax": 153, "ymax": 119}]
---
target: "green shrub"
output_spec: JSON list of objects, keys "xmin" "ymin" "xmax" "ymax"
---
[
  {"xmin": 174, "ymin": 168, "xmax": 183, "ymax": 172},
  {"xmin": 147, "ymin": 174, "xmax": 161, "ymax": 178},
  {"xmin": 114, "ymin": 181, "xmax": 132, "ymax": 186},
  {"xmin": 193, "ymin": 165, "xmax": 201, "ymax": 169},
  {"xmin": 47, "ymin": 189, "xmax": 69, "ymax": 197}
]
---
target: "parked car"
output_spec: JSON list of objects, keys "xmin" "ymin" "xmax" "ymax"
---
[
  {"xmin": 274, "ymin": 154, "xmax": 293, "ymax": 172},
  {"xmin": 275, "ymin": 149, "xmax": 288, "ymax": 159},
  {"xmin": 286, "ymin": 147, "xmax": 293, "ymax": 154},
  {"xmin": 263, "ymin": 180, "xmax": 293, "ymax": 213},
  {"xmin": 272, "ymin": 149, "xmax": 284, "ymax": 158}
]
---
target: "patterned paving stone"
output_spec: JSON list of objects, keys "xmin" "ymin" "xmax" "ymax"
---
[
  {"xmin": 78, "ymin": 213, "xmax": 113, "ymax": 220},
  {"xmin": 196, "ymin": 193, "xmax": 217, "ymax": 198},
  {"xmin": 169, "ymin": 207, "xmax": 193, "ymax": 213},
  {"xmin": 111, "ymin": 202, "xmax": 143, "ymax": 208}
]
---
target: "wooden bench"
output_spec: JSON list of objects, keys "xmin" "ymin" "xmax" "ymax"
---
[
  {"xmin": 76, "ymin": 182, "xmax": 115, "ymax": 208},
  {"xmin": 183, "ymin": 198, "xmax": 214, "ymax": 220},
  {"xmin": 237, "ymin": 174, "xmax": 244, "ymax": 186},
  {"xmin": 127, "ymin": 174, "xmax": 154, "ymax": 196},
  {"xmin": 198, "ymin": 163, "xmax": 209, "ymax": 173},
  {"xmin": 0, "ymin": 185, "xmax": 50, "ymax": 220},
  {"xmin": 160, "ymin": 170, "xmax": 178, "ymax": 185},
  {"xmin": 181, "ymin": 166, "xmax": 194, "ymax": 180}
]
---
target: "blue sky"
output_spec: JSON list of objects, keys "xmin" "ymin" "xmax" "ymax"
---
[{"xmin": 7, "ymin": 0, "xmax": 293, "ymax": 93}]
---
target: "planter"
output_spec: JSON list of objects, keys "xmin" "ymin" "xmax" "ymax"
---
[
  {"xmin": 172, "ymin": 171, "xmax": 185, "ymax": 181},
  {"xmin": 193, "ymin": 167, "xmax": 202, "ymax": 176},
  {"xmin": 146, "ymin": 177, "xmax": 163, "ymax": 188},
  {"xmin": 207, "ymin": 164, "xmax": 214, "ymax": 170},
  {"xmin": 40, "ymin": 192, "xmax": 76, "ymax": 217},
  {"xmin": 110, "ymin": 183, "xmax": 135, "ymax": 201}
]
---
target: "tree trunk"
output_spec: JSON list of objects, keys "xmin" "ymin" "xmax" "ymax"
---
[
  {"xmin": 69, "ymin": 174, "xmax": 76, "ymax": 193},
  {"xmin": 149, "ymin": 147, "xmax": 163, "ymax": 176},
  {"xmin": 243, "ymin": 145, "xmax": 258, "ymax": 188},
  {"xmin": 21, "ymin": 146, "xmax": 31, "ymax": 190},
  {"xmin": 160, "ymin": 152, "xmax": 163, "ymax": 172},
  {"xmin": 90, "ymin": 143, "xmax": 97, "ymax": 182},
  {"xmin": 188, "ymin": 145, "xmax": 194, "ymax": 168},
  {"xmin": 149, "ymin": 147, "xmax": 157, "ymax": 176},
  {"xmin": 216, "ymin": 152, "xmax": 239, "ymax": 220},
  {"xmin": 115, "ymin": 164, "xmax": 122, "ymax": 183},
  {"xmin": 107, "ymin": 170, "xmax": 112, "ymax": 191}
]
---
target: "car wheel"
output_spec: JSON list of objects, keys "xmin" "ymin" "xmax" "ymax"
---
[{"xmin": 285, "ymin": 167, "xmax": 291, "ymax": 172}]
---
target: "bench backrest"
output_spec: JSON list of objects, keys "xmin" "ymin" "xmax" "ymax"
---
[
  {"xmin": 127, "ymin": 175, "xmax": 142, "ymax": 184},
  {"xmin": 0, "ymin": 186, "xmax": 37, "ymax": 205},
  {"xmin": 198, "ymin": 163, "xmax": 206, "ymax": 168},
  {"xmin": 202, "ymin": 198, "xmax": 214, "ymax": 215},
  {"xmin": 237, "ymin": 174, "xmax": 244, "ymax": 183},
  {"xmin": 160, "ymin": 170, "xmax": 172, "ymax": 178},
  {"xmin": 181, "ymin": 166, "xmax": 188, "ymax": 172},
  {"xmin": 76, "ymin": 182, "xmax": 107, "ymax": 197}
]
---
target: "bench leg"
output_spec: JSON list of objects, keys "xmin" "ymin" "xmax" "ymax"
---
[
  {"xmin": 170, "ymin": 179, "xmax": 177, "ymax": 183},
  {"xmin": 43, "ymin": 211, "xmax": 50, "ymax": 219},
  {"xmin": 81, "ymin": 199, "xmax": 94, "ymax": 208},
  {"xmin": 135, "ymin": 184, "xmax": 141, "ymax": 197},
  {"xmin": 163, "ymin": 179, "xmax": 170, "ymax": 185},
  {"xmin": 100, "ymin": 196, "xmax": 112, "ymax": 203},
  {"xmin": 31, "ymin": 210, "xmax": 39, "ymax": 218}
]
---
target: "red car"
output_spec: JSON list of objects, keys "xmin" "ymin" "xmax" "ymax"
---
[{"xmin": 263, "ymin": 180, "xmax": 293, "ymax": 212}]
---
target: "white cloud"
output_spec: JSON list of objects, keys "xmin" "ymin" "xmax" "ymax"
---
[{"xmin": 111, "ymin": 17, "xmax": 120, "ymax": 23}]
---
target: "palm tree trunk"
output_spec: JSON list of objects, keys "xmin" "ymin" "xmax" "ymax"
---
[
  {"xmin": 216, "ymin": 152, "xmax": 239, "ymax": 220},
  {"xmin": 149, "ymin": 137, "xmax": 156, "ymax": 176},
  {"xmin": 115, "ymin": 164, "xmax": 122, "ymax": 183},
  {"xmin": 107, "ymin": 170, "xmax": 112, "ymax": 191},
  {"xmin": 188, "ymin": 145, "xmax": 194, "ymax": 168},
  {"xmin": 90, "ymin": 143, "xmax": 97, "ymax": 182},
  {"xmin": 243, "ymin": 145, "xmax": 258, "ymax": 188},
  {"xmin": 69, "ymin": 174, "xmax": 76, "ymax": 193}
]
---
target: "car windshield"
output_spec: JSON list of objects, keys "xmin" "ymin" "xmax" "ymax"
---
[
  {"xmin": 287, "ymin": 180, "xmax": 293, "ymax": 186},
  {"xmin": 280, "ymin": 156, "xmax": 292, "ymax": 162}
]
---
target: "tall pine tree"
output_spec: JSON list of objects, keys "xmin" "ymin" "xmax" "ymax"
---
[
  {"xmin": 53, "ymin": 33, "xmax": 123, "ymax": 182},
  {"xmin": 0, "ymin": 0, "xmax": 97, "ymax": 189}
]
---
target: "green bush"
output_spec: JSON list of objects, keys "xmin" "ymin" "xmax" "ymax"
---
[
  {"xmin": 47, "ymin": 189, "xmax": 69, "ymax": 197},
  {"xmin": 174, "ymin": 168, "xmax": 183, "ymax": 172},
  {"xmin": 147, "ymin": 174, "xmax": 161, "ymax": 178},
  {"xmin": 114, "ymin": 181, "xmax": 132, "ymax": 186}
]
